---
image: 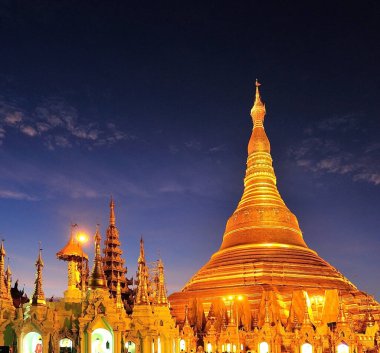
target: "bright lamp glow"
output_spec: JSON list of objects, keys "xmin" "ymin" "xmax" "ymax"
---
[
  {"xmin": 180, "ymin": 339, "xmax": 186, "ymax": 351},
  {"xmin": 259, "ymin": 341, "xmax": 269, "ymax": 353},
  {"xmin": 337, "ymin": 343, "xmax": 349, "ymax": 353},
  {"xmin": 301, "ymin": 343, "xmax": 312, "ymax": 353},
  {"xmin": 77, "ymin": 232, "xmax": 89, "ymax": 243},
  {"xmin": 207, "ymin": 342, "xmax": 212, "ymax": 352}
]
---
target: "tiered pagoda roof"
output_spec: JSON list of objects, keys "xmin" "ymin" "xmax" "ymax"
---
[{"xmin": 103, "ymin": 198, "xmax": 132, "ymax": 300}]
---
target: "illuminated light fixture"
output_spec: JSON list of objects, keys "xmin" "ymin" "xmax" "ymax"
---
[
  {"xmin": 180, "ymin": 339, "xmax": 186, "ymax": 351},
  {"xmin": 227, "ymin": 343, "xmax": 231, "ymax": 352},
  {"xmin": 301, "ymin": 343, "xmax": 312, "ymax": 353},
  {"xmin": 337, "ymin": 343, "xmax": 349, "ymax": 353},
  {"xmin": 207, "ymin": 342, "xmax": 212, "ymax": 352},
  {"xmin": 259, "ymin": 341, "xmax": 269, "ymax": 353},
  {"xmin": 157, "ymin": 336, "xmax": 161, "ymax": 353},
  {"xmin": 77, "ymin": 232, "xmax": 89, "ymax": 244}
]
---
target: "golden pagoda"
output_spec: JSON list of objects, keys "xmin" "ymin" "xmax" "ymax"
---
[{"xmin": 169, "ymin": 82, "xmax": 380, "ymax": 353}]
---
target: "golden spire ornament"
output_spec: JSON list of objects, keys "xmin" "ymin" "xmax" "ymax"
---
[
  {"xmin": 156, "ymin": 259, "xmax": 168, "ymax": 306},
  {"xmin": 0, "ymin": 240, "xmax": 6, "ymax": 299},
  {"xmin": 5, "ymin": 259, "xmax": 12, "ymax": 300},
  {"xmin": 109, "ymin": 196, "xmax": 116, "ymax": 226},
  {"xmin": 32, "ymin": 244, "xmax": 46, "ymax": 306},
  {"xmin": 135, "ymin": 237, "xmax": 149, "ymax": 305},
  {"xmin": 88, "ymin": 226, "xmax": 107, "ymax": 289}
]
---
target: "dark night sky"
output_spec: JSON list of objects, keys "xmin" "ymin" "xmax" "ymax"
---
[{"xmin": 0, "ymin": 1, "xmax": 379, "ymax": 299}]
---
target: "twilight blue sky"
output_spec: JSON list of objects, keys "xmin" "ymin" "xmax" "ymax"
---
[{"xmin": 0, "ymin": 1, "xmax": 379, "ymax": 299}]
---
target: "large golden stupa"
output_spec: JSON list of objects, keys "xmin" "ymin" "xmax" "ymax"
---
[{"xmin": 169, "ymin": 82, "xmax": 380, "ymax": 352}]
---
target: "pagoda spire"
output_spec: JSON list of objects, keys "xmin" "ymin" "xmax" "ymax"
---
[
  {"xmin": 32, "ymin": 244, "xmax": 46, "ymax": 306},
  {"xmin": 5, "ymin": 259, "xmax": 12, "ymax": 300},
  {"xmin": 250, "ymin": 79, "xmax": 266, "ymax": 127},
  {"xmin": 156, "ymin": 258, "xmax": 168, "ymax": 306},
  {"xmin": 135, "ymin": 237, "xmax": 149, "ymax": 305},
  {"xmin": 89, "ymin": 226, "xmax": 107, "ymax": 289},
  {"xmin": 219, "ymin": 80, "xmax": 306, "ymax": 251},
  {"xmin": 103, "ymin": 198, "xmax": 131, "ymax": 300},
  {"xmin": 110, "ymin": 196, "xmax": 116, "ymax": 226},
  {"xmin": 0, "ymin": 240, "xmax": 8, "ymax": 299}
]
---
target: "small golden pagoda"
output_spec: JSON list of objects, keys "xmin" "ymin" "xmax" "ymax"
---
[
  {"xmin": 169, "ymin": 82, "xmax": 380, "ymax": 353},
  {"xmin": 103, "ymin": 198, "xmax": 133, "ymax": 308}
]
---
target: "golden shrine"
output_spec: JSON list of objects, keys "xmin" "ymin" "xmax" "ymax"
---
[
  {"xmin": 169, "ymin": 82, "xmax": 380, "ymax": 353},
  {"xmin": 0, "ymin": 83, "xmax": 379, "ymax": 353},
  {"xmin": 0, "ymin": 200, "xmax": 178, "ymax": 353}
]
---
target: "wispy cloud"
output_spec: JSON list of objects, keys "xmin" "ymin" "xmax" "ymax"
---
[
  {"xmin": 184, "ymin": 139, "xmax": 202, "ymax": 151},
  {"xmin": 0, "ymin": 96, "xmax": 131, "ymax": 149},
  {"xmin": 0, "ymin": 189, "xmax": 37, "ymax": 201},
  {"xmin": 208, "ymin": 144, "xmax": 226, "ymax": 153},
  {"xmin": 289, "ymin": 114, "xmax": 380, "ymax": 185}
]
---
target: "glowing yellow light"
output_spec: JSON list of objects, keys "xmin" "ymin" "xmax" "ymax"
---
[
  {"xmin": 228, "ymin": 295, "xmax": 234, "ymax": 300},
  {"xmin": 179, "ymin": 339, "xmax": 186, "ymax": 350},
  {"xmin": 237, "ymin": 295, "xmax": 243, "ymax": 301},
  {"xmin": 337, "ymin": 343, "xmax": 349, "ymax": 353},
  {"xmin": 301, "ymin": 343, "xmax": 312, "ymax": 353},
  {"xmin": 77, "ymin": 232, "xmax": 89, "ymax": 244},
  {"xmin": 259, "ymin": 341, "xmax": 269, "ymax": 353},
  {"xmin": 207, "ymin": 342, "xmax": 212, "ymax": 353}
]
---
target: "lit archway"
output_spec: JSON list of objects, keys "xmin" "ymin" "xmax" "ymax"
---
[
  {"xmin": 206, "ymin": 342, "xmax": 212, "ymax": 353},
  {"xmin": 91, "ymin": 328, "xmax": 112, "ymax": 353},
  {"xmin": 157, "ymin": 336, "xmax": 161, "ymax": 353},
  {"xmin": 60, "ymin": 338, "xmax": 73, "ymax": 353},
  {"xmin": 259, "ymin": 341, "xmax": 269, "ymax": 353},
  {"xmin": 301, "ymin": 343, "xmax": 312, "ymax": 353},
  {"xmin": 226, "ymin": 342, "xmax": 232, "ymax": 352},
  {"xmin": 23, "ymin": 332, "xmax": 43, "ymax": 353},
  {"xmin": 180, "ymin": 339, "xmax": 186, "ymax": 351},
  {"xmin": 125, "ymin": 341, "xmax": 136, "ymax": 353},
  {"xmin": 337, "ymin": 343, "xmax": 349, "ymax": 353}
]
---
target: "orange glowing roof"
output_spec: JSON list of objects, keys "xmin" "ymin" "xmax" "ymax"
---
[{"xmin": 56, "ymin": 234, "xmax": 88, "ymax": 260}]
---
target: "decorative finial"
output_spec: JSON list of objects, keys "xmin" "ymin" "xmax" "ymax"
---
[
  {"xmin": 32, "ymin": 243, "xmax": 46, "ymax": 305},
  {"xmin": 156, "ymin": 258, "xmax": 168, "ymax": 306},
  {"xmin": 135, "ymin": 236, "xmax": 149, "ymax": 305},
  {"xmin": 250, "ymin": 79, "xmax": 266, "ymax": 124},
  {"xmin": 88, "ymin": 226, "xmax": 107, "ymax": 289},
  {"xmin": 109, "ymin": 196, "xmax": 116, "ymax": 226}
]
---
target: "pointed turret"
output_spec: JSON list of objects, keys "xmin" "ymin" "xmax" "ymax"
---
[
  {"xmin": 135, "ymin": 238, "xmax": 149, "ymax": 305},
  {"xmin": 5, "ymin": 261, "xmax": 12, "ymax": 300},
  {"xmin": 0, "ymin": 240, "xmax": 7, "ymax": 299},
  {"xmin": 32, "ymin": 245, "xmax": 46, "ymax": 306},
  {"xmin": 103, "ymin": 198, "xmax": 131, "ymax": 300},
  {"xmin": 156, "ymin": 259, "xmax": 168, "ymax": 306},
  {"xmin": 110, "ymin": 196, "xmax": 116, "ymax": 226},
  {"xmin": 88, "ymin": 226, "xmax": 107, "ymax": 290}
]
